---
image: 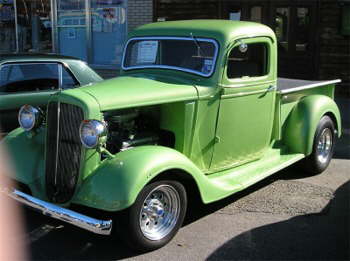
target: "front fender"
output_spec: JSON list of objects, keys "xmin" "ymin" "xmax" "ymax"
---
[
  {"xmin": 74, "ymin": 146, "xmax": 226, "ymax": 212},
  {"xmin": 283, "ymin": 95, "xmax": 341, "ymax": 155},
  {"xmin": 1, "ymin": 127, "xmax": 46, "ymax": 199}
]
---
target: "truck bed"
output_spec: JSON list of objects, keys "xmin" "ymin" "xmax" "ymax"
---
[{"xmin": 277, "ymin": 78, "xmax": 341, "ymax": 94}]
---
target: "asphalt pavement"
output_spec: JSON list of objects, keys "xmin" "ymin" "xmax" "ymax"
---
[{"xmin": 8, "ymin": 98, "xmax": 350, "ymax": 260}]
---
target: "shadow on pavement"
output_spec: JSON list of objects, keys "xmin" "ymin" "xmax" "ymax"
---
[{"xmin": 207, "ymin": 181, "xmax": 350, "ymax": 260}]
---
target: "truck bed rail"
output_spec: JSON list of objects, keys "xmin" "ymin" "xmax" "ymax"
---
[{"xmin": 278, "ymin": 78, "xmax": 341, "ymax": 94}]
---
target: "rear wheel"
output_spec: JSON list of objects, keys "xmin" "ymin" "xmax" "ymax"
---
[
  {"xmin": 299, "ymin": 115, "xmax": 335, "ymax": 174},
  {"xmin": 117, "ymin": 180, "xmax": 187, "ymax": 252}
]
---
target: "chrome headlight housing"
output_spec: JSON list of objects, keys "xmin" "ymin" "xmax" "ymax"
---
[
  {"xmin": 79, "ymin": 120, "xmax": 107, "ymax": 149},
  {"xmin": 18, "ymin": 105, "xmax": 43, "ymax": 131}
]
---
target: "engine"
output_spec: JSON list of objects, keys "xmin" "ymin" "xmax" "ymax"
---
[{"xmin": 104, "ymin": 107, "xmax": 174, "ymax": 155}]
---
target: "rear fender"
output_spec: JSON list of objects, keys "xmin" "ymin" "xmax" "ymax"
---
[{"xmin": 283, "ymin": 95, "xmax": 341, "ymax": 155}]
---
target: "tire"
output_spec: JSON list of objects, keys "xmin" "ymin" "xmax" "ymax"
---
[
  {"xmin": 299, "ymin": 115, "xmax": 335, "ymax": 174},
  {"xmin": 117, "ymin": 180, "xmax": 187, "ymax": 252}
]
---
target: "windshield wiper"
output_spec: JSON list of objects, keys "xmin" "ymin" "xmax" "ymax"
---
[{"xmin": 190, "ymin": 32, "xmax": 203, "ymax": 57}]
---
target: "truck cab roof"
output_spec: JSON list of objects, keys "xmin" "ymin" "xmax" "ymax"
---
[{"xmin": 129, "ymin": 20, "xmax": 276, "ymax": 47}]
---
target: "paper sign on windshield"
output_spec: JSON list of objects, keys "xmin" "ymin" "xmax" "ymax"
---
[{"xmin": 137, "ymin": 41, "xmax": 158, "ymax": 64}]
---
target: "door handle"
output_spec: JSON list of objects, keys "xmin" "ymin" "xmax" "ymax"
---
[{"xmin": 267, "ymin": 85, "xmax": 276, "ymax": 92}]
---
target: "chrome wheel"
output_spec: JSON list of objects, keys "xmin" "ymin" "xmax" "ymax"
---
[
  {"xmin": 139, "ymin": 184, "xmax": 180, "ymax": 241},
  {"xmin": 316, "ymin": 128, "xmax": 333, "ymax": 164}
]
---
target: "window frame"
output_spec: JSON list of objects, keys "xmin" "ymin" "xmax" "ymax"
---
[
  {"xmin": 121, "ymin": 36, "xmax": 220, "ymax": 78},
  {"xmin": 223, "ymin": 37, "xmax": 273, "ymax": 87}
]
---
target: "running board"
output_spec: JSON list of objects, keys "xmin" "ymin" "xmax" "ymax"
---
[{"xmin": 203, "ymin": 149, "xmax": 305, "ymax": 203}]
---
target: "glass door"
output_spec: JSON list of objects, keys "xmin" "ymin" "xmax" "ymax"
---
[
  {"xmin": 90, "ymin": 0, "xmax": 127, "ymax": 67},
  {"xmin": 57, "ymin": 0, "xmax": 87, "ymax": 61}
]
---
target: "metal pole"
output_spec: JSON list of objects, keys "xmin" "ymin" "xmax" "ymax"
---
[
  {"xmin": 86, "ymin": 0, "xmax": 92, "ymax": 64},
  {"xmin": 50, "ymin": 0, "xmax": 58, "ymax": 53}
]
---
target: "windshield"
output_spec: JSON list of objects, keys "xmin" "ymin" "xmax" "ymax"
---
[{"xmin": 122, "ymin": 37, "xmax": 218, "ymax": 77}]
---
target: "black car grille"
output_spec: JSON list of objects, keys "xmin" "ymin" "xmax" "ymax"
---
[{"xmin": 45, "ymin": 102, "xmax": 84, "ymax": 203}]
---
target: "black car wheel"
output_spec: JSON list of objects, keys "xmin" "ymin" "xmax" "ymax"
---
[{"xmin": 300, "ymin": 115, "xmax": 336, "ymax": 174}]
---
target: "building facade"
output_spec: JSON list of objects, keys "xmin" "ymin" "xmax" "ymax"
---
[{"xmin": 0, "ymin": 0, "xmax": 349, "ymax": 95}]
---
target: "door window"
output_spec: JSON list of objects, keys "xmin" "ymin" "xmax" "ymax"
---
[{"xmin": 227, "ymin": 42, "xmax": 268, "ymax": 79}]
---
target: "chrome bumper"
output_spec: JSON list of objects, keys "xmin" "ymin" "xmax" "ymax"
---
[{"xmin": 2, "ymin": 189, "xmax": 112, "ymax": 235}]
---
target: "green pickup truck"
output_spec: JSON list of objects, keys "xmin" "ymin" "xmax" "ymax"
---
[{"xmin": 2, "ymin": 20, "xmax": 341, "ymax": 251}]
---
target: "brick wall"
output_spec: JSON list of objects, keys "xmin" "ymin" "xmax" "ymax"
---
[
  {"xmin": 318, "ymin": 0, "xmax": 350, "ymax": 97},
  {"xmin": 127, "ymin": 0, "xmax": 154, "ymax": 32}
]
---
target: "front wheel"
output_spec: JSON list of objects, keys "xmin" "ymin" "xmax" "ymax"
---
[
  {"xmin": 299, "ymin": 115, "xmax": 336, "ymax": 174},
  {"xmin": 117, "ymin": 180, "xmax": 187, "ymax": 251}
]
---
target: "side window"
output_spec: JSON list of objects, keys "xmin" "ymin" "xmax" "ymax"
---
[
  {"xmin": 227, "ymin": 42, "xmax": 268, "ymax": 79},
  {"xmin": 0, "ymin": 63, "xmax": 59, "ymax": 93},
  {"xmin": 62, "ymin": 67, "xmax": 79, "ymax": 89}
]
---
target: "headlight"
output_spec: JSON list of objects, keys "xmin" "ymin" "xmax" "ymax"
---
[
  {"xmin": 18, "ymin": 105, "xmax": 43, "ymax": 131},
  {"xmin": 79, "ymin": 120, "xmax": 107, "ymax": 148}
]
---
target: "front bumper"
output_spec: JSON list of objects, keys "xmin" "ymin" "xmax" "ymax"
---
[{"xmin": 2, "ymin": 188, "xmax": 112, "ymax": 235}]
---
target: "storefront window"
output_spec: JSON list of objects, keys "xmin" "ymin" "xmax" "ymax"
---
[
  {"xmin": 296, "ymin": 7, "xmax": 310, "ymax": 52},
  {"xmin": 1, "ymin": 0, "xmax": 127, "ymax": 68},
  {"xmin": 0, "ymin": 0, "xmax": 52, "ymax": 53},
  {"xmin": 250, "ymin": 6, "xmax": 262, "ymax": 23},
  {"xmin": 16, "ymin": 0, "xmax": 52, "ymax": 52},
  {"xmin": 0, "ymin": 1, "xmax": 16, "ymax": 53},
  {"xmin": 275, "ymin": 7, "xmax": 290, "ymax": 52}
]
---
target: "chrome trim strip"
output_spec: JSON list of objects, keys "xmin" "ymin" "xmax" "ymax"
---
[
  {"xmin": 121, "ymin": 36, "xmax": 219, "ymax": 77},
  {"xmin": 2, "ymin": 189, "xmax": 112, "ymax": 235},
  {"xmin": 221, "ymin": 89, "xmax": 268, "ymax": 99},
  {"xmin": 279, "ymin": 79, "xmax": 341, "ymax": 94},
  {"xmin": 54, "ymin": 101, "xmax": 60, "ymax": 187},
  {"xmin": 218, "ymin": 79, "xmax": 276, "ymax": 88}
]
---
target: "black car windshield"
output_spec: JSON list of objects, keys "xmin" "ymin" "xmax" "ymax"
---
[{"xmin": 122, "ymin": 37, "xmax": 218, "ymax": 77}]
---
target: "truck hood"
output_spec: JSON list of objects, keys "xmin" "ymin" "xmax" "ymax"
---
[{"xmin": 79, "ymin": 74, "xmax": 198, "ymax": 111}]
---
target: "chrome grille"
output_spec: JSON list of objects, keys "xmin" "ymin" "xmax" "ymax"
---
[{"xmin": 45, "ymin": 102, "xmax": 84, "ymax": 203}]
